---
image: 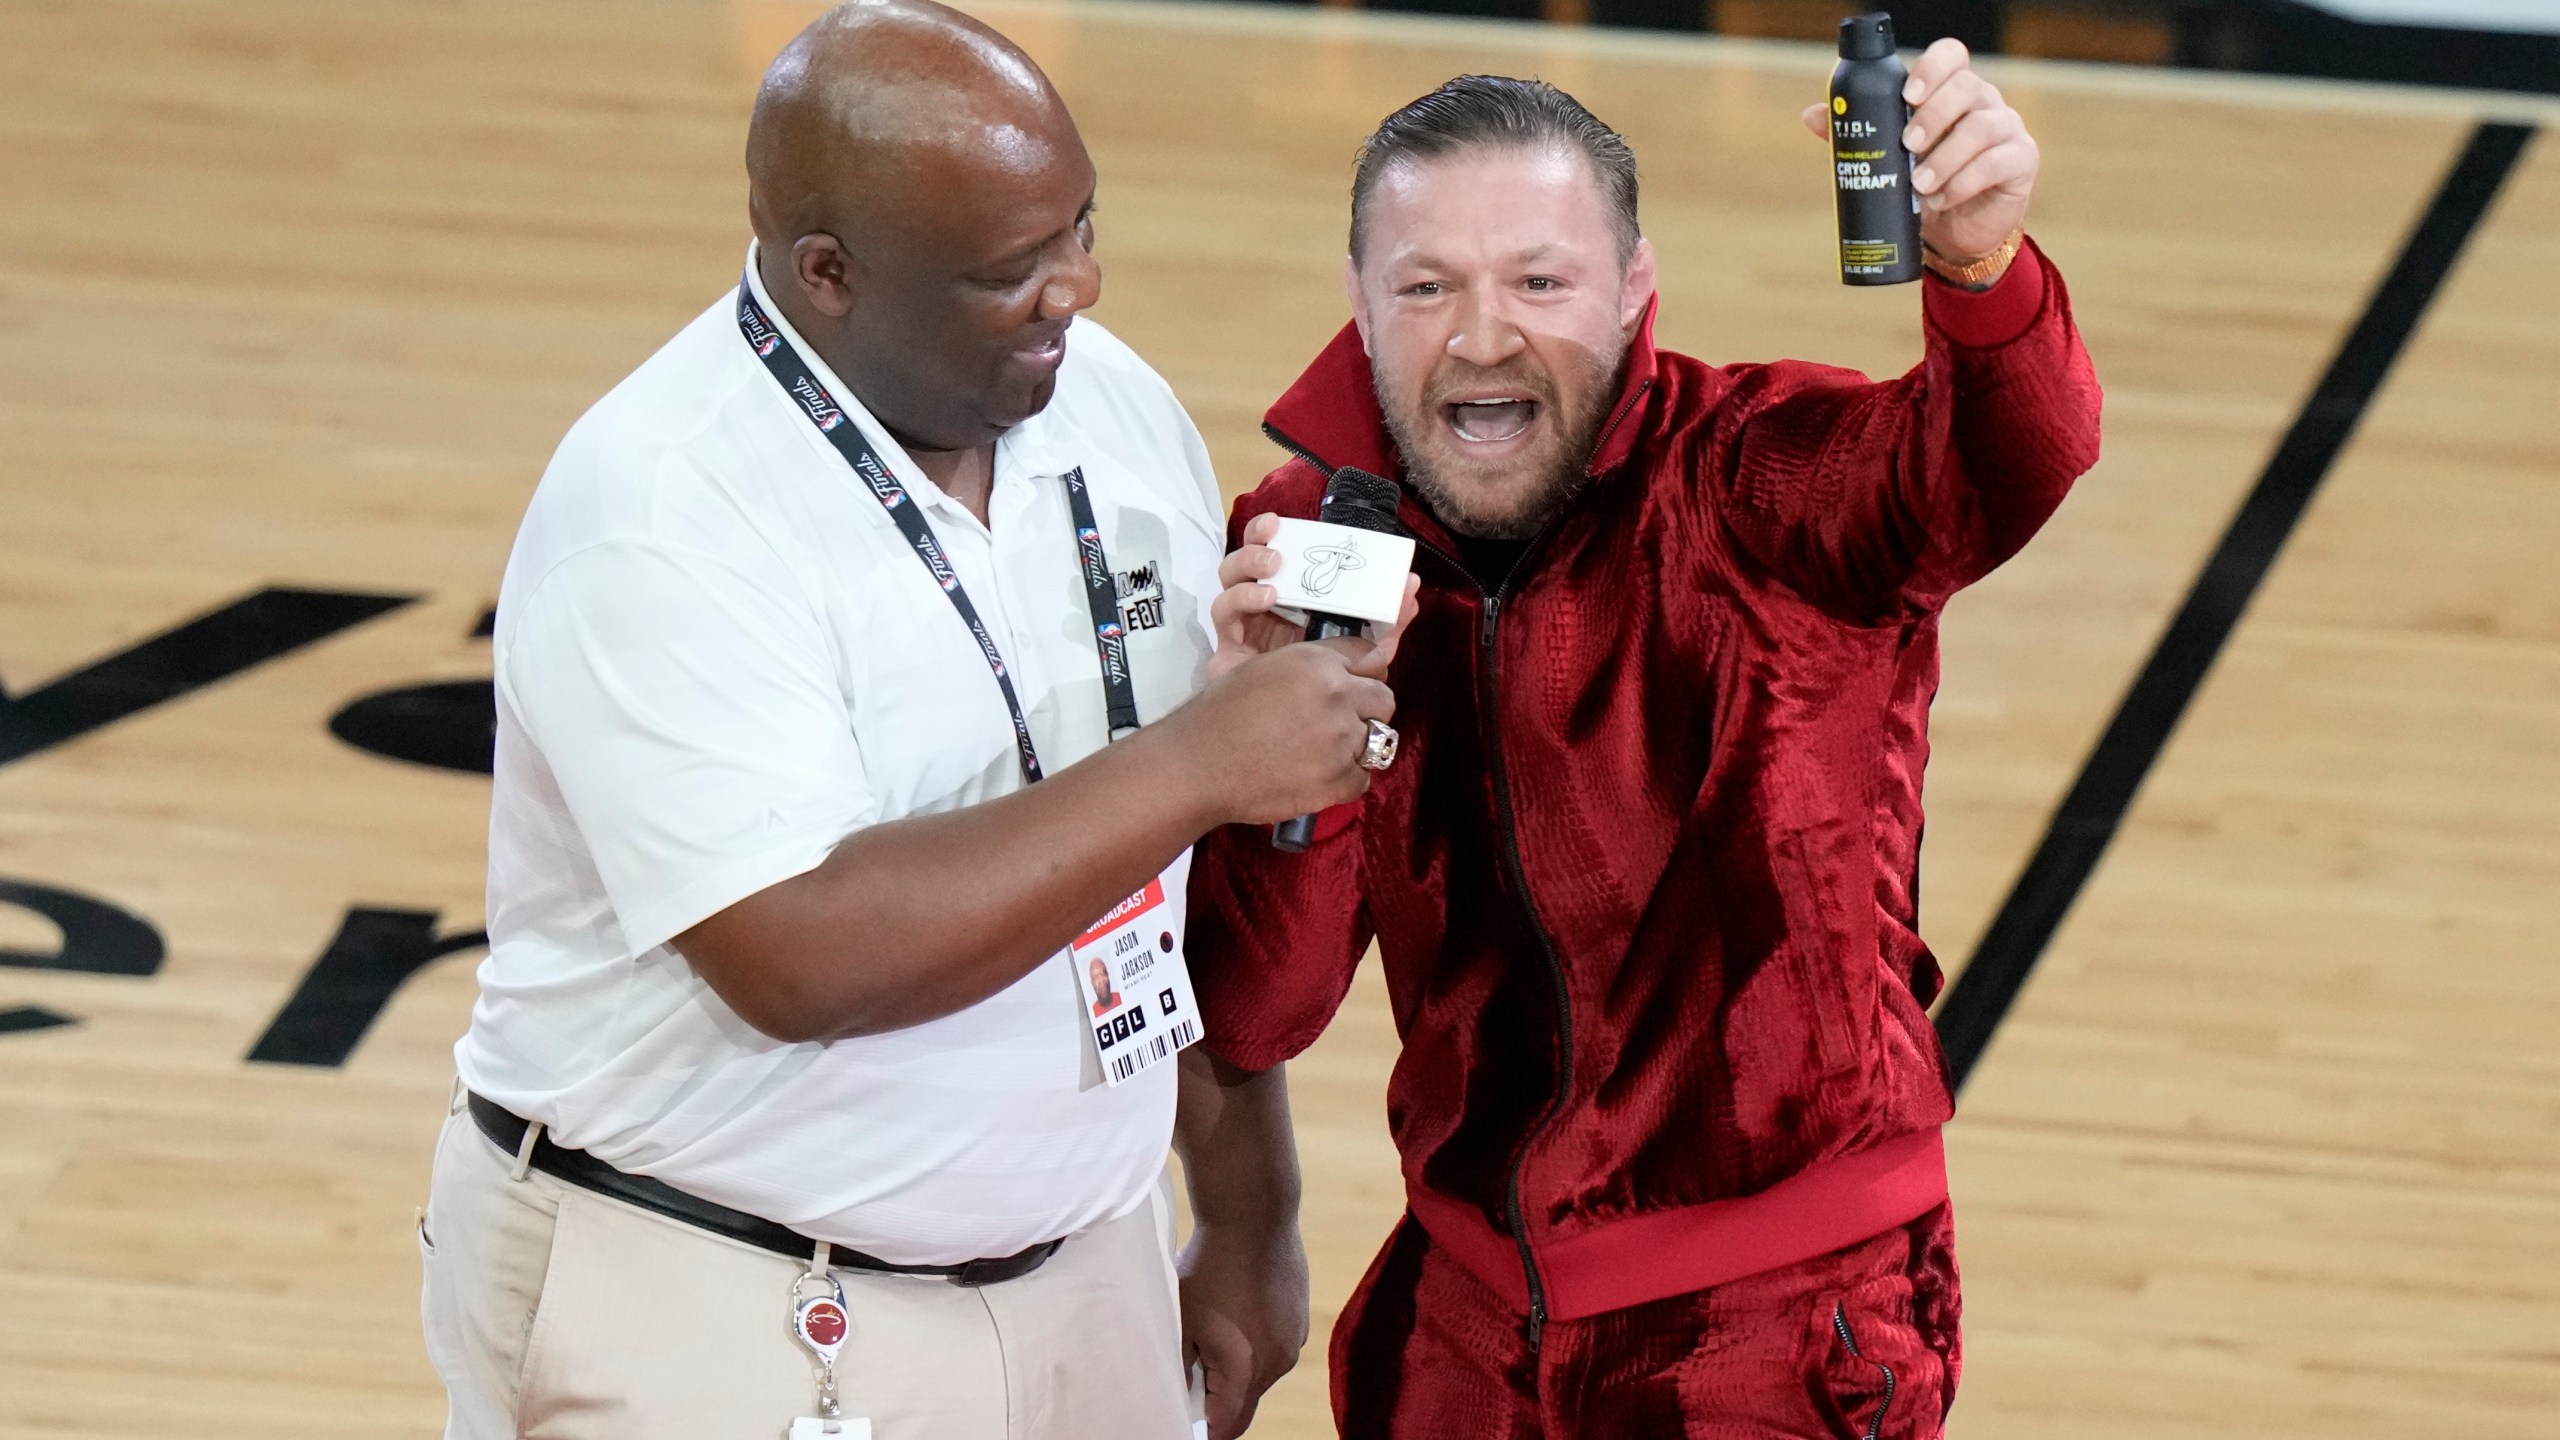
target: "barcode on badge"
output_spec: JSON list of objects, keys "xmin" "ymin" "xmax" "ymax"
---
[{"xmin": 1107, "ymin": 1016, "xmax": 1199, "ymax": 1084}]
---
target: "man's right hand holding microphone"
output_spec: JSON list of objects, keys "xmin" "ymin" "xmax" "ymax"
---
[{"xmin": 1173, "ymin": 509, "xmax": 1421, "ymax": 826}]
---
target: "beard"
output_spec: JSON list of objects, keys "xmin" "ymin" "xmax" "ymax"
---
[{"xmin": 1377, "ymin": 345, "xmax": 1621, "ymax": 541}]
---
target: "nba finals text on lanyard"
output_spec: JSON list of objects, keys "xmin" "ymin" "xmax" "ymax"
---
[{"xmin": 737, "ymin": 278, "xmax": 1139, "ymax": 773}]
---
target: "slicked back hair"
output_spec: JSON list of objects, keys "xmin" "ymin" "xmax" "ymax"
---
[{"xmin": 1349, "ymin": 75, "xmax": 1640, "ymax": 268}]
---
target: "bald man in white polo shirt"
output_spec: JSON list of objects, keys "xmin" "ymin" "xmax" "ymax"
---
[{"xmin": 414, "ymin": 6, "xmax": 1400, "ymax": 1437}]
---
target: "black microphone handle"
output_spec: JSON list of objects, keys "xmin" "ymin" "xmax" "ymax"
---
[{"xmin": 1270, "ymin": 612, "xmax": 1366, "ymax": 853}]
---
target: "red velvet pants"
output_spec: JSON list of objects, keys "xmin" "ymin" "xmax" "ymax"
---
[{"xmin": 1330, "ymin": 1205, "xmax": 1961, "ymax": 1440}]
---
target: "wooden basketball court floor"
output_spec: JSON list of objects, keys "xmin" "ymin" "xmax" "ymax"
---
[{"xmin": 1, "ymin": 0, "xmax": 2555, "ymax": 1435}]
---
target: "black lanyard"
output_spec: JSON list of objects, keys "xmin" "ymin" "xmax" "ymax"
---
[{"xmin": 737, "ymin": 278, "xmax": 1141, "ymax": 783}]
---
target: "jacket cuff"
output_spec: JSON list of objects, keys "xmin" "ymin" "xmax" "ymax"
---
[
  {"xmin": 1308, "ymin": 801, "xmax": 1360, "ymax": 845},
  {"xmin": 1922, "ymin": 237, "xmax": 2047, "ymax": 349}
]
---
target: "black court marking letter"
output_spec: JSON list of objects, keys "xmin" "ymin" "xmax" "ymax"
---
[
  {"xmin": 328, "ymin": 606, "xmax": 498, "ymax": 774},
  {"xmin": 248, "ymin": 908, "xmax": 489, "ymax": 1067},
  {"xmin": 0, "ymin": 878, "xmax": 168, "ymax": 1036},
  {"xmin": 0, "ymin": 879, "xmax": 165, "ymax": 977},
  {"xmin": 1934, "ymin": 120, "xmax": 2538, "ymax": 1092},
  {"xmin": 329, "ymin": 681, "xmax": 497, "ymax": 774},
  {"xmin": 0, "ymin": 587, "xmax": 416, "ymax": 766}
]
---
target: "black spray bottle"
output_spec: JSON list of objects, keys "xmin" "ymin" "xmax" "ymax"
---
[{"xmin": 1831, "ymin": 12, "xmax": 1922, "ymax": 285}]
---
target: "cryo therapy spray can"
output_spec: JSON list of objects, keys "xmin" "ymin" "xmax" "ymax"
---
[{"xmin": 1831, "ymin": 12, "xmax": 1922, "ymax": 285}]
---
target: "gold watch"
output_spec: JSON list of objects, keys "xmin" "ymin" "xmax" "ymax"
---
[{"xmin": 1923, "ymin": 228, "xmax": 2025, "ymax": 290}]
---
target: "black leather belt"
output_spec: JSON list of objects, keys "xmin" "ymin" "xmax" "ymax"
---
[{"xmin": 466, "ymin": 1092, "xmax": 1062, "ymax": 1285}]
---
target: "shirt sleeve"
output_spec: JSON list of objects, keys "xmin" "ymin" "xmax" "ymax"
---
[
  {"xmin": 1170, "ymin": 385, "xmax": 1224, "ymax": 529},
  {"xmin": 500, "ymin": 538, "xmax": 878, "ymax": 956},
  {"xmin": 1169, "ymin": 387, "xmax": 1226, "ymax": 640},
  {"xmin": 1184, "ymin": 476, "xmax": 1375, "ymax": 1071},
  {"xmin": 1706, "ymin": 238, "xmax": 2104, "ymax": 621}
]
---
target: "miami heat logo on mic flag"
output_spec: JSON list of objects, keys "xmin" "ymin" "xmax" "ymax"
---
[
  {"xmin": 1300, "ymin": 539, "xmax": 1367, "ymax": 597},
  {"xmin": 1263, "ymin": 517, "xmax": 1413, "ymax": 627}
]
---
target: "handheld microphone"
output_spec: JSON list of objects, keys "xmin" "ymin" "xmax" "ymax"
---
[{"xmin": 1272, "ymin": 466, "xmax": 1405, "ymax": 853}]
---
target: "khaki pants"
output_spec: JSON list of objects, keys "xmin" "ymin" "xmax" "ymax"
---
[{"xmin": 418, "ymin": 1099, "xmax": 1195, "ymax": 1440}]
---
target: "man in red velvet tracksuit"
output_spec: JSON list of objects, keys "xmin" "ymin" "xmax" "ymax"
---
[{"xmin": 1166, "ymin": 53, "xmax": 2101, "ymax": 1440}]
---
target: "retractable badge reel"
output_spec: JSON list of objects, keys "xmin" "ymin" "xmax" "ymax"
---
[{"xmin": 787, "ymin": 1259, "xmax": 872, "ymax": 1440}]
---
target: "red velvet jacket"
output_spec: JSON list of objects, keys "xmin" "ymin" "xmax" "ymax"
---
[{"xmin": 1188, "ymin": 242, "xmax": 2101, "ymax": 1332}]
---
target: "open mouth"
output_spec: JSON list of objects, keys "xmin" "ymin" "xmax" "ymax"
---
[
  {"xmin": 1008, "ymin": 322, "xmax": 1070, "ymax": 371},
  {"xmin": 1443, "ymin": 397, "xmax": 1539, "ymax": 444}
]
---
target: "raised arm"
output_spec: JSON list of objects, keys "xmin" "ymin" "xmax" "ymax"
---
[{"xmin": 1730, "ymin": 40, "xmax": 2103, "ymax": 619}]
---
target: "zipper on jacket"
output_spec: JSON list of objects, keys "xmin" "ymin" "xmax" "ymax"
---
[
  {"xmin": 1473, "ymin": 547, "xmax": 1576, "ymax": 1355},
  {"xmin": 1260, "ymin": 411, "xmax": 1643, "ymax": 1353},
  {"xmin": 1392, "ymin": 524, "xmax": 1576, "ymax": 1354},
  {"xmin": 1260, "ymin": 423, "xmax": 1332, "ymax": 482},
  {"xmin": 1831, "ymin": 1302, "xmax": 1897, "ymax": 1440}
]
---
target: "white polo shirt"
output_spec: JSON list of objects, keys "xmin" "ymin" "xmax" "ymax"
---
[{"xmin": 458, "ymin": 255, "xmax": 1224, "ymax": 1264}]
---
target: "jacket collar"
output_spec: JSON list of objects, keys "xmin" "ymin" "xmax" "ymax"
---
[{"xmin": 1261, "ymin": 297, "xmax": 1663, "ymax": 498}]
